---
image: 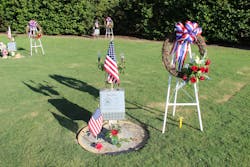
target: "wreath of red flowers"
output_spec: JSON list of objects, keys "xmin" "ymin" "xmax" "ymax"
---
[{"xmin": 162, "ymin": 21, "xmax": 210, "ymax": 84}]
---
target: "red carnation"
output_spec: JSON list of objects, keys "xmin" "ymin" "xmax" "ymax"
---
[
  {"xmin": 190, "ymin": 76, "xmax": 197, "ymax": 83},
  {"xmin": 199, "ymin": 76, "xmax": 205, "ymax": 81},
  {"xmin": 37, "ymin": 33, "xmax": 42, "ymax": 39},
  {"xmin": 191, "ymin": 66, "xmax": 198, "ymax": 72},
  {"xmin": 111, "ymin": 129, "xmax": 118, "ymax": 136},
  {"xmin": 95, "ymin": 143, "xmax": 103, "ymax": 150},
  {"xmin": 205, "ymin": 59, "xmax": 211, "ymax": 65},
  {"xmin": 182, "ymin": 75, "xmax": 188, "ymax": 81},
  {"xmin": 199, "ymin": 67, "xmax": 206, "ymax": 73},
  {"xmin": 204, "ymin": 67, "xmax": 209, "ymax": 73}
]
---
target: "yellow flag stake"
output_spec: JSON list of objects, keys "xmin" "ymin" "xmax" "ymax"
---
[{"xmin": 179, "ymin": 117, "xmax": 184, "ymax": 128}]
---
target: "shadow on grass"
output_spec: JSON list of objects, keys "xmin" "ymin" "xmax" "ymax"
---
[
  {"xmin": 126, "ymin": 100, "xmax": 163, "ymax": 115},
  {"xmin": 23, "ymin": 80, "xmax": 92, "ymax": 133},
  {"xmin": 50, "ymin": 74, "xmax": 99, "ymax": 98},
  {"xmin": 125, "ymin": 104, "xmax": 200, "ymax": 132},
  {"xmin": 49, "ymin": 98, "xmax": 92, "ymax": 133},
  {"xmin": 23, "ymin": 80, "xmax": 60, "ymax": 97},
  {"xmin": 16, "ymin": 46, "xmax": 32, "ymax": 57},
  {"xmin": 126, "ymin": 100, "xmax": 202, "ymax": 131},
  {"xmin": 156, "ymin": 117, "xmax": 200, "ymax": 131},
  {"xmin": 126, "ymin": 112, "xmax": 159, "ymax": 133},
  {"xmin": 48, "ymin": 98, "xmax": 91, "ymax": 122},
  {"xmin": 48, "ymin": 75, "xmax": 175, "ymax": 131},
  {"xmin": 51, "ymin": 112, "xmax": 79, "ymax": 133},
  {"xmin": 17, "ymin": 47, "xmax": 26, "ymax": 51}
]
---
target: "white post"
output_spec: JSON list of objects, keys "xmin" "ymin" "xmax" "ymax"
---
[
  {"xmin": 172, "ymin": 79, "xmax": 179, "ymax": 116},
  {"xmin": 111, "ymin": 28, "xmax": 114, "ymax": 39},
  {"xmin": 30, "ymin": 38, "xmax": 33, "ymax": 56},
  {"xmin": 34, "ymin": 39, "xmax": 37, "ymax": 53},
  {"xmin": 162, "ymin": 75, "xmax": 172, "ymax": 133},
  {"xmin": 105, "ymin": 27, "xmax": 113, "ymax": 39},
  {"xmin": 38, "ymin": 39, "xmax": 45, "ymax": 55},
  {"xmin": 194, "ymin": 83, "xmax": 203, "ymax": 131}
]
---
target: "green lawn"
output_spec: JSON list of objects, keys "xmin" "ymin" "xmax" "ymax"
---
[{"xmin": 0, "ymin": 34, "xmax": 249, "ymax": 167}]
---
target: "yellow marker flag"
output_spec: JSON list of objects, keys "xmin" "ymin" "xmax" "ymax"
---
[{"xmin": 179, "ymin": 117, "xmax": 184, "ymax": 128}]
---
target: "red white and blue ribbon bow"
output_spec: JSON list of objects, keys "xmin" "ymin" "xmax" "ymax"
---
[
  {"xmin": 28, "ymin": 20, "xmax": 39, "ymax": 38},
  {"xmin": 29, "ymin": 20, "xmax": 38, "ymax": 29},
  {"xmin": 170, "ymin": 21, "xmax": 202, "ymax": 71}
]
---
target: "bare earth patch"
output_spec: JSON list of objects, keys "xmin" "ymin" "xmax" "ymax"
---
[
  {"xmin": 236, "ymin": 67, "xmax": 250, "ymax": 76},
  {"xmin": 30, "ymin": 111, "xmax": 38, "ymax": 117},
  {"xmin": 146, "ymin": 102, "xmax": 165, "ymax": 109},
  {"xmin": 22, "ymin": 111, "xmax": 39, "ymax": 119},
  {"xmin": 216, "ymin": 81, "xmax": 246, "ymax": 103},
  {"xmin": 68, "ymin": 63, "xmax": 80, "ymax": 68}
]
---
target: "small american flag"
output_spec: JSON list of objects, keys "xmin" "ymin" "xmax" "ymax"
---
[
  {"xmin": 7, "ymin": 26, "xmax": 12, "ymax": 39},
  {"xmin": 88, "ymin": 108, "xmax": 103, "ymax": 137},
  {"xmin": 104, "ymin": 41, "xmax": 120, "ymax": 83}
]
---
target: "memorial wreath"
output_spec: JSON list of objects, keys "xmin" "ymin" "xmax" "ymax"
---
[
  {"xmin": 162, "ymin": 21, "xmax": 210, "ymax": 84},
  {"xmin": 26, "ymin": 20, "xmax": 43, "ymax": 39}
]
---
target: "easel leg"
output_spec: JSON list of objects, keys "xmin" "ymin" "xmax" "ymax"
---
[
  {"xmin": 39, "ymin": 39, "xmax": 45, "ymax": 55},
  {"xmin": 111, "ymin": 28, "xmax": 114, "ymax": 39},
  {"xmin": 172, "ymin": 80, "xmax": 179, "ymax": 116},
  {"xmin": 34, "ymin": 40, "xmax": 37, "ymax": 53},
  {"xmin": 162, "ymin": 76, "xmax": 172, "ymax": 133},
  {"xmin": 30, "ymin": 38, "xmax": 33, "ymax": 56},
  {"xmin": 194, "ymin": 83, "xmax": 203, "ymax": 131}
]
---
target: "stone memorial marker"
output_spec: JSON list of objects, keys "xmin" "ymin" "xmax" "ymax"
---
[
  {"xmin": 7, "ymin": 42, "xmax": 16, "ymax": 52},
  {"xmin": 100, "ymin": 88, "xmax": 125, "ymax": 120}
]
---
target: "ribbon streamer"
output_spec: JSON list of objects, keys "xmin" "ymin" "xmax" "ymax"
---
[{"xmin": 170, "ymin": 21, "xmax": 202, "ymax": 71}]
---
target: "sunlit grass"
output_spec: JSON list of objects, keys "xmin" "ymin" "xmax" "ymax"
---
[{"xmin": 0, "ymin": 34, "xmax": 249, "ymax": 167}]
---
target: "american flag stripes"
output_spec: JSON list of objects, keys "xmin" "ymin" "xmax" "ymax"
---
[
  {"xmin": 104, "ymin": 41, "xmax": 120, "ymax": 84},
  {"xmin": 88, "ymin": 108, "xmax": 103, "ymax": 137}
]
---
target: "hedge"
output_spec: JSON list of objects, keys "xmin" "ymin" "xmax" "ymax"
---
[
  {"xmin": 0, "ymin": 0, "xmax": 95, "ymax": 35},
  {"xmin": 0, "ymin": 0, "xmax": 249, "ymax": 44},
  {"xmin": 110, "ymin": 0, "xmax": 250, "ymax": 44}
]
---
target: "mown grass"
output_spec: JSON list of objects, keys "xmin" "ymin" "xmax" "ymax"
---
[{"xmin": 0, "ymin": 34, "xmax": 249, "ymax": 167}]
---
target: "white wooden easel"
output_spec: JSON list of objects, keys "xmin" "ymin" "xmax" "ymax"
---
[
  {"xmin": 162, "ymin": 44, "xmax": 203, "ymax": 133},
  {"xmin": 105, "ymin": 27, "xmax": 113, "ymax": 39},
  {"xmin": 29, "ymin": 27, "xmax": 45, "ymax": 56}
]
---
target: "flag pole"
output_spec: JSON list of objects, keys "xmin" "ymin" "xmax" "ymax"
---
[
  {"xmin": 111, "ymin": 82, "xmax": 113, "ymax": 90},
  {"xmin": 110, "ymin": 37, "xmax": 114, "ymax": 90}
]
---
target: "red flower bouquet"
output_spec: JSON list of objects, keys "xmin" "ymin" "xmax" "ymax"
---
[
  {"xmin": 181, "ymin": 55, "xmax": 211, "ymax": 84},
  {"xmin": 106, "ymin": 126, "xmax": 120, "ymax": 147},
  {"xmin": 105, "ymin": 124, "xmax": 130, "ymax": 148}
]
